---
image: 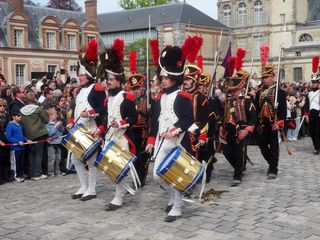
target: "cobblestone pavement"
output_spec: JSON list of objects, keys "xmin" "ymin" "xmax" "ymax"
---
[{"xmin": 0, "ymin": 138, "xmax": 320, "ymax": 240}]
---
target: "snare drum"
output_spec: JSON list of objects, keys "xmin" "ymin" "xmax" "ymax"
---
[
  {"xmin": 156, "ymin": 146, "xmax": 205, "ymax": 192},
  {"xmin": 62, "ymin": 123, "xmax": 101, "ymax": 162},
  {"xmin": 94, "ymin": 140, "xmax": 137, "ymax": 183}
]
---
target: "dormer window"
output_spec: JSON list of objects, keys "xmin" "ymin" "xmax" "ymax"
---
[
  {"xmin": 46, "ymin": 32, "xmax": 56, "ymax": 49},
  {"xmin": 14, "ymin": 29, "xmax": 23, "ymax": 47},
  {"xmin": 87, "ymin": 35, "xmax": 95, "ymax": 42}
]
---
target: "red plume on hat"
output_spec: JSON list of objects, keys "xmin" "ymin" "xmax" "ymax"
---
[
  {"xmin": 197, "ymin": 55, "xmax": 203, "ymax": 71},
  {"xmin": 228, "ymin": 56, "xmax": 236, "ymax": 77},
  {"xmin": 188, "ymin": 36, "xmax": 203, "ymax": 63},
  {"xmin": 181, "ymin": 36, "xmax": 194, "ymax": 63},
  {"xmin": 235, "ymin": 48, "xmax": 246, "ymax": 71},
  {"xmin": 129, "ymin": 50, "xmax": 136, "ymax": 74},
  {"xmin": 260, "ymin": 44, "xmax": 269, "ymax": 66},
  {"xmin": 113, "ymin": 38, "xmax": 125, "ymax": 62},
  {"xmin": 86, "ymin": 39, "xmax": 98, "ymax": 62},
  {"xmin": 150, "ymin": 39, "xmax": 159, "ymax": 67},
  {"xmin": 312, "ymin": 56, "xmax": 319, "ymax": 73}
]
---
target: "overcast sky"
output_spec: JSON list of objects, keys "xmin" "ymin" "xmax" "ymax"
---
[{"xmin": 32, "ymin": 0, "xmax": 218, "ymax": 19}]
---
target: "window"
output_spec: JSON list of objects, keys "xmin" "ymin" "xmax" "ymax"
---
[
  {"xmin": 254, "ymin": 0, "xmax": 263, "ymax": 25},
  {"xmin": 67, "ymin": 34, "xmax": 76, "ymax": 50},
  {"xmin": 280, "ymin": 14, "xmax": 286, "ymax": 24},
  {"xmin": 294, "ymin": 67, "xmax": 302, "ymax": 82},
  {"xmin": 70, "ymin": 65, "xmax": 77, "ymax": 72},
  {"xmin": 253, "ymin": 35, "xmax": 264, "ymax": 59},
  {"xmin": 14, "ymin": 29, "xmax": 23, "ymax": 47},
  {"xmin": 223, "ymin": 5, "xmax": 232, "ymax": 27},
  {"xmin": 296, "ymin": 51, "xmax": 301, "ymax": 57},
  {"xmin": 87, "ymin": 35, "xmax": 95, "ymax": 42},
  {"xmin": 238, "ymin": 37, "xmax": 248, "ymax": 51},
  {"xmin": 16, "ymin": 64, "xmax": 25, "ymax": 86},
  {"xmin": 46, "ymin": 32, "xmax": 56, "ymax": 49},
  {"xmin": 48, "ymin": 65, "xmax": 56, "ymax": 74},
  {"xmin": 238, "ymin": 2, "xmax": 247, "ymax": 27},
  {"xmin": 298, "ymin": 33, "xmax": 313, "ymax": 42}
]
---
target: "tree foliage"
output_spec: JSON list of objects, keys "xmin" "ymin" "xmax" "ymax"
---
[
  {"xmin": 119, "ymin": 0, "xmax": 179, "ymax": 10},
  {"xmin": 46, "ymin": 0, "xmax": 82, "ymax": 12},
  {"xmin": 124, "ymin": 38, "xmax": 156, "ymax": 75}
]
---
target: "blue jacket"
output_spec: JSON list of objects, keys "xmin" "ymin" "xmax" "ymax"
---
[
  {"xmin": 6, "ymin": 121, "xmax": 27, "ymax": 151},
  {"xmin": 46, "ymin": 122, "xmax": 64, "ymax": 145}
]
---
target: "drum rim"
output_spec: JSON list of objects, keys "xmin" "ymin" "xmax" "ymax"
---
[
  {"xmin": 155, "ymin": 146, "xmax": 181, "ymax": 175},
  {"xmin": 94, "ymin": 140, "xmax": 115, "ymax": 165},
  {"xmin": 80, "ymin": 139, "xmax": 102, "ymax": 162},
  {"xmin": 185, "ymin": 163, "xmax": 205, "ymax": 191},
  {"xmin": 62, "ymin": 123, "xmax": 84, "ymax": 144},
  {"xmin": 115, "ymin": 156, "xmax": 137, "ymax": 183}
]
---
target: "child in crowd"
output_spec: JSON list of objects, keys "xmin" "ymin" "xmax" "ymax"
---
[
  {"xmin": 46, "ymin": 107, "xmax": 64, "ymax": 176},
  {"xmin": 6, "ymin": 110, "xmax": 32, "ymax": 182}
]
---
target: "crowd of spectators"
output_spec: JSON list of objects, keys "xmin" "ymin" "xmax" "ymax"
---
[{"xmin": 0, "ymin": 73, "xmax": 78, "ymax": 184}]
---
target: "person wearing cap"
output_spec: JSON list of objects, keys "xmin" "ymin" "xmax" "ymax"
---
[
  {"xmin": 305, "ymin": 74, "xmax": 320, "ymax": 155},
  {"xmin": 145, "ymin": 46, "xmax": 194, "ymax": 222},
  {"xmin": 220, "ymin": 71, "xmax": 256, "ymax": 186},
  {"xmin": 66, "ymin": 39, "xmax": 106, "ymax": 201},
  {"xmin": 126, "ymin": 73, "xmax": 151, "ymax": 186},
  {"xmin": 254, "ymin": 65, "xmax": 287, "ymax": 179},
  {"xmin": 183, "ymin": 65, "xmax": 212, "ymax": 182},
  {"xmin": 99, "ymin": 39, "xmax": 138, "ymax": 211}
]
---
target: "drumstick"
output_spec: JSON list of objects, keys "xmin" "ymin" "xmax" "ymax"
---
[
  {"xmin": 74, "ymin": 108, "xmax": 88, "ymax": 125},
  {"xmin": 153, "ymin": 136, "xmax": 165, "ymax": 161}
]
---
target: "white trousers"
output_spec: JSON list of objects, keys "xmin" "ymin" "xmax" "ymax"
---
[
  {"xmin": 71, "ymin": 153, "xmax": 97, "ymax": 197},
  {"xmin": 153, "ymin": 137, "xmax": 183, "ymax": 216},
  {"xmin": 109, "ymin": 135, "xmax": 130, "ymax": 206}
]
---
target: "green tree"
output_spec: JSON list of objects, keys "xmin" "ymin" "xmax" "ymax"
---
[
  {"xmin": 47, "ymin": 0, "xmax": 82, "ymax": 11},
  {"xmin": 124, "ymin": 38, "xmax": 156, "ymax": 75},
  {"xmin": 119, "ymin": 0, "xmax": 179, "ymax": 10}
]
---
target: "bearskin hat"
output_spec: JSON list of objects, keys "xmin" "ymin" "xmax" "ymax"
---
[
  {"xmin": 157, "ymin": 46, "xmax": 185, "ymax": 85},
  {"xmin": 99, "ymin": 39, "xmax": 125, "ymax": 83},
  {"xmin": 77, "ymin": 39, "xmax": 98, "ymax": 81}
]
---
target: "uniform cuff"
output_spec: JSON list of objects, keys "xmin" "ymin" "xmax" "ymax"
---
[
  {"xmin": 97, "ymin": 125, "xmax": 105, "ymax": 134},
  {"xmin": 278, "ymin": 120, "xmax": 284, "ymax": 128},
  {"xmin": 68, "ymin": 118, "xmax": 74, "ymax": 125},
  {"xmin": 87, "ymin": 109, "xmax": 96, "ymax": 115},
  {"xmin": 147, "ymin": 137, "xmax": 156, "ymax": 145},
  {"xmin": 199, "ymin": 132, "xmax": 207, "ymax": 141}
]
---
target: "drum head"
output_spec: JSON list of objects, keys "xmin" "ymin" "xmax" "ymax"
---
[
  {"xmin": 156, "ymin": 146, "xmax": 181, "ymax": 175},
  {"xmin": 80, "ymin": 139, "xmax": 102, "ymax": 163},
  {"xmin": 62, "ymin": 123, "xmax": 84, "ymax": 145}
]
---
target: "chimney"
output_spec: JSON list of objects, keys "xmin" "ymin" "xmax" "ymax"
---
[
  {"xmin": 8, "ymin": 0, "xmax": 24, "ymax": 14},
  {"xmin": 85, "ymin": 0, "xmax": 97, "ymax": 22}
]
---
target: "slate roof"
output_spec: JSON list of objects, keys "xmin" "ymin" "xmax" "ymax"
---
[
  {"xmin": 98, "ymin": 2, "xmax": 227, "ymax": 33},
  {"xmin": 0, "ymin": 2, "xmax": 92, "ymax": 49}
]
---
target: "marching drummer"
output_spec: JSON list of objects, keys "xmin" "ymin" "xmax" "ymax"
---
[
  {"xmin": 99, "ymin": 39, "xmax": 138, "ymax": 211},
  {"xmin": 145, "ymin": 45, "xmax": 194, "ymax": 222},
  {"xmin": 66, "ymin": 39, "xmax": 106, "ymax": 201}
]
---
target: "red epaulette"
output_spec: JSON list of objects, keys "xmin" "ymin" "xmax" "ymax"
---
[
  {"xmin": 178, "ymin": 90, "xmax": 192, "ymax": 100},
  {"xmin": 124, "ymin": 93, "xmax": 136, "ymax": 102},
  {"xmin": 155, "ymin": 92, "xmax": 163, "ymax": 102},
  {"xmin": 94, "ymin": 83, "xmax": 107, "ymax": 92}
]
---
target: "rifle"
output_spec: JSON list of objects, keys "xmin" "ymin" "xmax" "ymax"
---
[
  {"xmin": 274, "ymin": 45, "xmax": 292, "ymax": 155},
  {"xmin": 207, "ymin": 29, "xmax": 223, "ymax": 99}
]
